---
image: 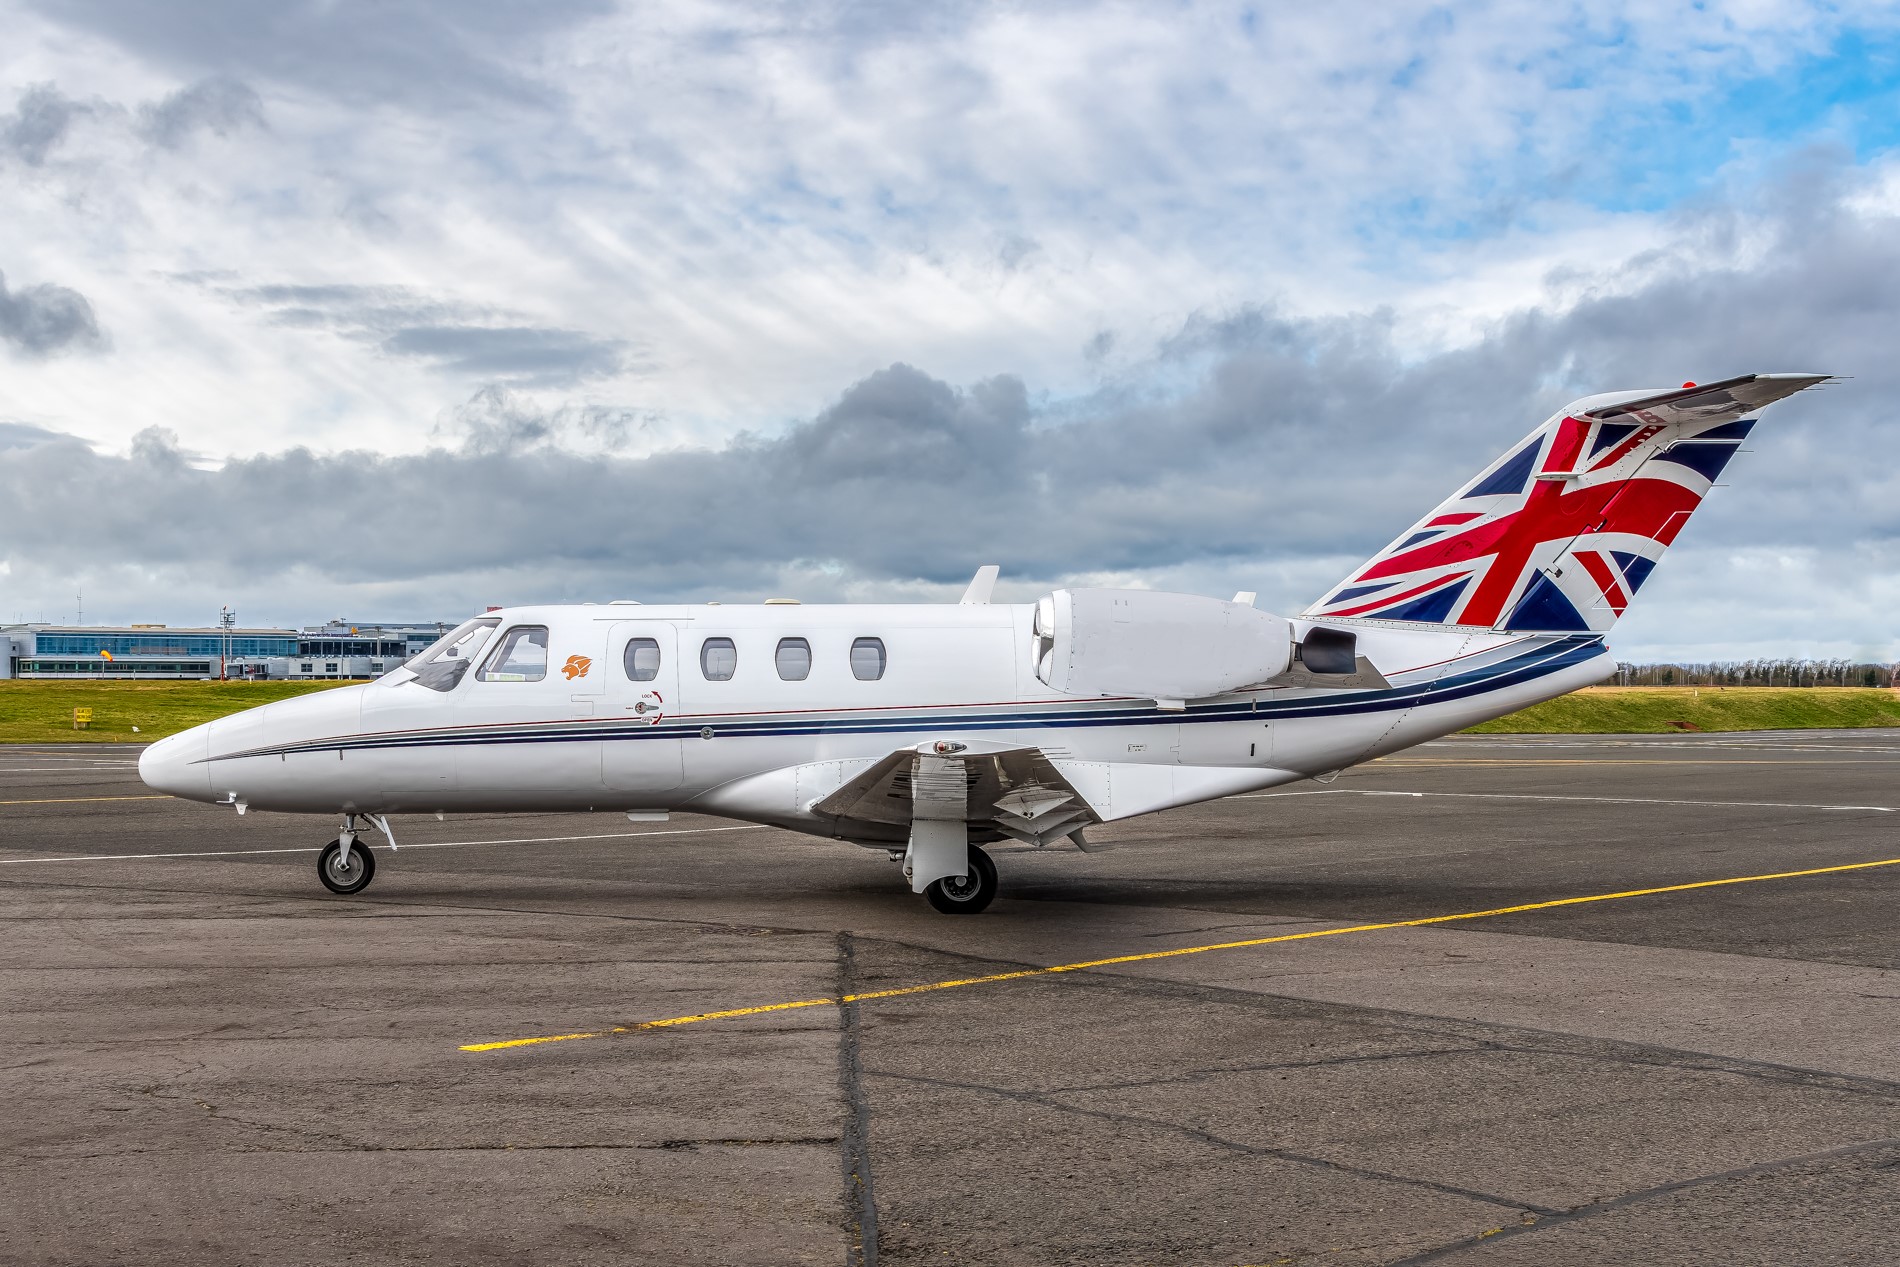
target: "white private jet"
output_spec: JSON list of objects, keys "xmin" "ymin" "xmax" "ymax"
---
[{"xmin": 140, "ymin": 374, "xmax": 1828, "ymax": 913}]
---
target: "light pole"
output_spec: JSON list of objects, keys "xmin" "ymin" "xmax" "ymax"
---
[{"xmin": 219, "ymin": 606, "xmax": 235, "ymax": 682}]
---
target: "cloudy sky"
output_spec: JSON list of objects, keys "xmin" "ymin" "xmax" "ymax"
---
[{"xmin": 2, "ymin": 1, "xmax": 1897, "ymax": 661}]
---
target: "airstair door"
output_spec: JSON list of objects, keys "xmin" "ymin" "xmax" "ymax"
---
[{"xmin": 603, "ymin": 621, "xmax": 684, "ymax": 794}]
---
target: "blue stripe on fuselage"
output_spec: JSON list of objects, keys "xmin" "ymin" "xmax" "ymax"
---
[{"xmin": 205, "ymin": 636, "xmax": 1605, "ymax": 763}]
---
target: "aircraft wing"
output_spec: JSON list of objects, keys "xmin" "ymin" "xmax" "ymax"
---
[
  {"xmin": 1584, "ymin": 373, "xmax": 1830, "ymax": 427},
  {"xmin": 811, "ymin": 743, "xmax": 1102, "ymax": 849}
]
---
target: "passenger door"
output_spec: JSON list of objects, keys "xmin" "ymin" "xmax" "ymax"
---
[{"xmin": 603, "ymin": 621, "xmax": 684, "ymax": 794}]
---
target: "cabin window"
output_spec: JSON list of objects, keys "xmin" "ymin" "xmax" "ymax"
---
[
  {"xmin": 406, "ymin": 616, "xmax": 499, "ymax": 692},
  {"xmin": 850, "ymin": 637, "xmax": 887, "ymax": 681},
  {"xmin": 623, "ymin": 637, "xmax": 661, "ymax": 682},
  {"xmin": 478, "ymin": 626, "xmax": 550, "ymax": 682},
  {"xmin": 775, "ymin": 637, "xmax": 812, "ymax": 681},
  {"xmin": 700, "ymin": 637, "xmax": 737, "ymax": 681}
]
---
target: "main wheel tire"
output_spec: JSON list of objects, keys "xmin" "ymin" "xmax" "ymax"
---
[
  {"xmin": 317, "ymin": 838, "xmax": 377, "ymax": 895},
  {"xmin": 924, "ymin": 845, "xmax": 997, "ymax": 915}
]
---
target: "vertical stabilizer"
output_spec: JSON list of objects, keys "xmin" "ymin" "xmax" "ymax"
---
[{"xmin": 1304, "ymin": 374, "xmax": 1829, "ymax": 632}]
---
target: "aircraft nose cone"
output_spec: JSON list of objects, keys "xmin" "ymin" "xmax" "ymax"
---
[{"xmin": 139, "ymin": 725, "xmax": 213, "ymax": 801}]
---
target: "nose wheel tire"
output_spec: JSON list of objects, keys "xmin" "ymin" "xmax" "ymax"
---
[
  {"xmin": 924, "ymin": 845, "xmax": 997, "ymax": 915},
  {"xmin": 317, "ymin": 838, "xmax": 377, "ymax": 895}
]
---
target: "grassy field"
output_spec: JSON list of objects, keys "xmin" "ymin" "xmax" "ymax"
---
[
  {"xmin": 1470, "ymin": 685, "xmax": 1900, "ymax": 733},
  {"xmin": 0, "ymin": 679, "xmax": 353, "ymax": 743},
  {"xmin": 3, "ymin": 678, "xmax": 1898, "ymax": 743}
]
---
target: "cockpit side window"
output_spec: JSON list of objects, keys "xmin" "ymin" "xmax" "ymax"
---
[
  {"xmin": 406, "ymin": 617, "xmax": 500, "ymax": 693},
  {"xmin": 478, "ymin": 626, "xmax": 550, "ymax": 682}
]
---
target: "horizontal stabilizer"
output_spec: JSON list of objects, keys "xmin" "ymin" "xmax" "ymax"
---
[{"xmin": 1585, "ymin": 374, "xmax": 1830, "ymax": 427}]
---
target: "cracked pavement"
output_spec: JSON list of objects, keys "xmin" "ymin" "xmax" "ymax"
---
[{"xmin": 2, "ymin": 731, "xmax": 1898, "ymax": 1265}]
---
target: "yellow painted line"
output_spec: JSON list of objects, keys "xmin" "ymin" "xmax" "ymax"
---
[
  {"xmin": 460, "ymin": 853, "xmax": 1900, "ymax": 1053},
  {"xmin": 0, "ymin": 795, "xmax": 169, "ymax": 806}
]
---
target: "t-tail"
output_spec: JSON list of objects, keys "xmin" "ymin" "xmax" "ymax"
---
[{"xmin": 1304, "ymin": 374, "xmax": 1831, "ymax": 632}]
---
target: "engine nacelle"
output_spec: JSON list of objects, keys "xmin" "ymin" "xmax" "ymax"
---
[{"xmin": 1033, "ymin": 588, "xmax": 1294, "ymax": 703}]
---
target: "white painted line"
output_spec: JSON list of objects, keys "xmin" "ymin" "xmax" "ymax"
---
[
  {"xmin": 0, "ymin": 766, "xmax": 145, "ymax": 773},
  {"xmin": 1239, "ymin": 789, "xmax": 1894, "ymax": 813},
  {"xmin": 1236, "ymin": 789, "xmax": 1356, "ymax": 798},
  {"xmin": 0, "ymin": 824, "xmax": 768, "ymax": 866},
  {"xmin": 0, "ymin": 755, "xmax": 143, "ymax": 764}
]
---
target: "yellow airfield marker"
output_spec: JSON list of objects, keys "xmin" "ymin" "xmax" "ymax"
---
[{"xmin": 461, "ymin": 853, "xmax": 1900, "ymax": 1053}]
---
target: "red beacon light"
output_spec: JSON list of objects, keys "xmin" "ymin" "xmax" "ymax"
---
[{"xmin": 1682, "ymin": 381, "xmax": 1697, "ymax": 389}]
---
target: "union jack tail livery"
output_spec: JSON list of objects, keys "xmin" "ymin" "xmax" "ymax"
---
[{"xmin": 1306, "ymin": 374, "xmax": 1831, "ymax": 632}]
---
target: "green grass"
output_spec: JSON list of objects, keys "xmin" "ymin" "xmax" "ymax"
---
[
  {"xmin": 1469, "ymin": 686, "xmax": 1900, "ymax": 734},
  {"xmin": 0, "ymin": 679, "xmax": 355, "ymax": 743}
]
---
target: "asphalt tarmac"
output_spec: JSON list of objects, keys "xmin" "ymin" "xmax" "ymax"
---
[{"xmin": 3, "ymin": 731, "xmax": 1897, "ymax": 1266}]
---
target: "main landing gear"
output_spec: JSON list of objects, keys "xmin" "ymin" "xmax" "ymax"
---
[
  {"xmin": 923, "ymin": 845, "xmax": 998, "ymax": 915},
  {"xmin": 316, "ymin": 813, "xmax": 390, "ymax": 895}
]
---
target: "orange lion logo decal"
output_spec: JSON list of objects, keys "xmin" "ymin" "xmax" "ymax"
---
[{"xmin": 561, "ymin": 654, "xmax": 592, "ymax": 681}]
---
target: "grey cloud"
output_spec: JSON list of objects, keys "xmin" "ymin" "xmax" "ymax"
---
[
  {"xmin": 382, "ymin": 326, "xmax": 628, "ymax": 385},
  {"xmin": 0, "ymin": 174, "xmax": 1892, "ymax": 638},
  {"xmin": 0, "ymin": 421, "xmax": 83, "ymax": 450},
  {"xmin": 443, "ymin": 385, "xmax": 657, "ymax": 454},
  {"xmin": 224, "ymin": 282, "xmax": 632, "ymax": 387},
  {"xmin": 32, "ymin": 0, "xmax": 616, "ymax": 108},
  {"xmin": 0, "ymin": 269, "xmax": 106, "ymax": 356},
  {"xmin": 1, "ymin": 83, "xmax": 91, "ymax": 165},
  {"xmin": 138, "ymin": 77, "xmax": 265, "ymax": 147}
]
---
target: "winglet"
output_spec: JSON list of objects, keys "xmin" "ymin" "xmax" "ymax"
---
[{"xmin": 959, "ymin": 565, "xmax": 1000, "ymax": 605}]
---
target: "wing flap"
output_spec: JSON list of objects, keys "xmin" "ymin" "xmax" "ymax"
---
[{"xmin": 809, "ymin": 743, "xmax": 1105, "ymax": 846}]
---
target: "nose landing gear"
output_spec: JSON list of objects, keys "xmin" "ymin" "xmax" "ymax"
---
[
  {"xmin": 316, "ymin": 812, "xmax": 393, "ymax": 895},
  {"xmin": 317, "ymin": 835, "xmax": 376, "ymax": 894}
]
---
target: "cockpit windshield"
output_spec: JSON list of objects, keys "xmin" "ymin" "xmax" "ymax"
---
[{"xmin": 404, "ymin": 617, "xmax": 500, "ymax": 692}]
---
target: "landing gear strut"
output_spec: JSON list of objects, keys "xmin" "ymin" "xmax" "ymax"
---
[
  {"xmin": 924, "ymin": 845, "xmax": 997, "ymax": 915},
  {"xmin": 317, "ymin": 813, "xmax": 382, "ymax": 895}
]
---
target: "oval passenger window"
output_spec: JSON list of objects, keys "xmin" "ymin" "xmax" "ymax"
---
[
  {"xmin": 849, "ymin": 637, "xmax": 886, "ymax": 681},
  {"xmin": 775, "ymin": 637, "xmax": 811, "ymax": 681},
  {"xmin": 624, "ymin": 637, "xmax": 661, "ymax": 682},
  {"xmin": 700, "ymin": 637, "xmax": 737, "ymax": 682}
]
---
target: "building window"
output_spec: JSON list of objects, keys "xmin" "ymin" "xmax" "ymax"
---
[
  {"xmin": 623, "ymin": 637, "xmax": 661, "ymax": 682},
  {"xmin": 700, "ymin": 637, "xmax": 737, "ymax": 682},
  {"xmin": 850, "ymin": 637, "xmax": 887, "ymax": 681},
  {"xmin": 325, "ymin": 663, "xmax": 338, "ymax": 674},
  {"xmin": 301, "ymin": 663, "xmax": 313, "ymax": 673},
  {"xmin": 774, "ymin": 637, "xmax": 811, "ymax": 681},
  {"xmin": 478, "ymin": 626, "xmax": 550, "ymax": 682}
]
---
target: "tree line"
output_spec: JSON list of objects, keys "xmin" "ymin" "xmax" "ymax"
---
[{"xmin": 1612, "ymin": 660, "xmax": 1899, "ymax": 688}]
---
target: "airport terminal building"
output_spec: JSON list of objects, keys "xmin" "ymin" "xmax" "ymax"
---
[{"xmin": 0, "ymin": 621, "xmax": 452, "ymax": 681}]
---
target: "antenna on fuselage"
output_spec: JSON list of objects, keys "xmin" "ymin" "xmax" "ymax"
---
[{"xmin": 959, "ymin": 565, "xmax": 1000, "ymax": 605}]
